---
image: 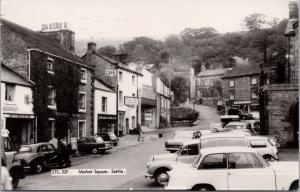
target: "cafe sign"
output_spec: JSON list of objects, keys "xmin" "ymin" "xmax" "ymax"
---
[{"xmin": 124, "ymin": 96, "xmax": 138, "ymax": 107}]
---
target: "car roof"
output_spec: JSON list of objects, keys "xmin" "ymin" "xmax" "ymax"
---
[
  {"xmin": 21, "ymin": 142, "xmax": 52, "ymax": 151},
  {"xmin": 246, "ymin": 136, "xmax": 268, "ymax": 140},
  {"xmin": 200, "ymin": 132, "xmax": 246, "ymax": 139},
  {"xmin": 182, "ymin": 139, "xmax": 201, "ymax": 145},
  {"xmin": 226, "ymin": 122, "xmax": 247, "ymax": 125},
  {"xmin": 200, "ymin": 146, "xmax": 256, "ymax": 155}
]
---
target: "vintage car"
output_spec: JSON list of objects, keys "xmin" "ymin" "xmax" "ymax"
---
[
  {"xmin": 1, "ymin": 133, "xmax": 25, "ymax": 189},
  {"xmin": 77, "ymin": 136, "xmax": 113, "ymax": 154},
  {"xmin": 165, "ymin": 131, "xmax": 200, "ymax": 153},
  {"xmin": 15, "ymin": 142, "xmax": 70, "ymax": 174},
  {"xmin": 146, "ymin": 133, "xmax": 280, "ymax": 186},
  {"xmin": 165, "ymin": 147, "xmax": 298, "ymax": 191},
  {"xmin": 94, "ymin": 132, "xmax": 119, "ymax": 146}
]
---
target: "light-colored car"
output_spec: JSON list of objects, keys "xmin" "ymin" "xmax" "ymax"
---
[
  {"xmin": 165, "ymin": 131, "xmax": 201, "ymax": 153},
  {"xmin": 246, "ymin": 136, "xmax": 279, "ymax": 161},
  {"xmin": 165, "ymin": 147, "xmax": 299, "ymax": 191}
]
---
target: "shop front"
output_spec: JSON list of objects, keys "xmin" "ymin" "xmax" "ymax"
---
[{"xmin": 97, "ymin": 114, "xmax": 117, "ymax": 133}]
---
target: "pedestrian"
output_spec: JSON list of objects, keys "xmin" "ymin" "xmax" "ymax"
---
[
  {"xmin": 49, "ymin": 137, "xmax": 58, "ymax": 149},
  {"xmin": 1, "ymin": 158, "xmax": 12, "ymax": 190},
  {"xmin": 137, "ymin": 126, "xmax": 144, "ymax": 142},
  {"xmin": 57, "ymin": 139, "xmax": 71, "ymax": 167}
]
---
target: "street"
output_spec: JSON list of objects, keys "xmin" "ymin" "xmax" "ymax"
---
[{"xmin": 16, "ymin": 105, "xmax": 298, "ymax": 190}]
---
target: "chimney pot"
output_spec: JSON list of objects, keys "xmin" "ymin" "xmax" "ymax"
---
[{"xmin": 88, "ymin": 42, "xmax": 96, "ymax": 52}]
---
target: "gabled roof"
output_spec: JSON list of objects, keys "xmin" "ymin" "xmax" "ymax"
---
[
  {"xmin": 94, "ymin": 77, "xmax": 115, "ymax": 92},
  {"xmin": 1, "ymin": 19, "xmax": 92, "ymax": 68},
  {"xmin": 196, "ymin": 68, "xmax": 231, "ymax": 77},
  {"xmin": 222, "ymin": 64, "xmax": 261, "ymax": 79},
  {"xmin": 1, "ymin": 64, "xmax": 32, "ymax": 86}
]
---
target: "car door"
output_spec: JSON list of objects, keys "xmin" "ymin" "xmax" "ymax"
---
[
  {"xmin": 227, "ymin": 152, "xmax": 276, "ymax": 190},
  {"xmin": 38, "ymin": 144, "xmax": 51, "ymax": 165},
  {"xmin": 177, "ymin": 144, "xmax": 199, "ymax": 164},
  {"xmin": 46, "ymin": 144, "xmax": 60, "ymax": 165},
  {"xmin": 77, "ymin": 138, "xmax": 86, "ymax": 153}
]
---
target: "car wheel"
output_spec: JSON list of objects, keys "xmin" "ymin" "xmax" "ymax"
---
[
  {"xmin": 154, "ymin": 170, "xmax": 169, "ymax": 186},
  {"xmin": 92, "ymin": 148, "xmax": 98, "ymax": 154},
  {"xmin": 289, "ymin": 181, "xmax": 299, "ymax": 191},
  {"xmin": 192, "ymin": 185, "xmax": 215, "ymax": 191},
  {"xmin": 264, "ymin": 156, "xmax": 275, "ymax": 162},
  {"xmin": 12, "ymin": 177, "xmax": 19, "ymax": 189},
  {"xmin": 32, "ymin": 162, "xmax": 43, "ymax": 174}
]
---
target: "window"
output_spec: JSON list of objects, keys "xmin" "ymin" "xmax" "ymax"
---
[
  {"xmin": 47, "ymin": 87, "xmax": 56, "ymax": 106},
  {"xmin": 132, "ymin": 93, "xmax": 136, "ymax": 97},
  {"xmin": 132, "ymin": 75, "xmax": 135, "ymax": 85},
  {"xmin": 47, "ymin": 144, "xmax": 55, "ymax": 152},
  {"xmin": 229, "ymin": 79, "xmax": 235, "ymax": 87},
  {"xmin": 228, "ymin": 153, "xmax": 263, "ymax": 169},
  {"xmin": 119, "ymin": 71, "xmax": 123, "ymax": 82},
  {"xmin": 78, "ymin": 92, "xmax": 86, "ymax": 111},
  {"xmin": 47, "ymin": 119, "xmax": 55, "ymax": 138},
  {"xmin": 181, "ymin": 144, "xmax": 199, "ymax": 156},
  {"xmin": 161, "ymin": 98, "xmax": 164, "ymax": 108},
  {"xmin": 229, "ymin": 91, "xmax": 235, "ymax": 100},
  {"xmin": 119, "ymin": 91, "xmax": 123, "ymax": 105},
  {"xmin": 199, "ymin": 153, "xmax": 227, "ymax": 169},
  {"xmin": 132, "ymin": 116, "xmax": 136, "ymax": 129},
  {"xmin": 251, "ymin": 76, "xmax": 258, "ymax": 85},
  {"xmin": 251, "ymin": 89, "xmax": 258, "ymax": 99},
  {"xmin": 47, "ymin": 58, "xmax": 54, "ymax": 73},
  {"xmin": 78, "ymin": 121, "xmax": 86, "ymax": 138},
  {"xmin": 200, "ymin": 80, "xmax": 205, "ymax": 86},
  {"xmin": 80, "ymin": 68, "xmax": 87, "ymax": 83},
  {"xmin": 102, "ymin": 97, "xmax": 107, "ymax": 112},
  {"xmin": 5, "ymin": 84, "xmax": 15, "ymax": 101}
]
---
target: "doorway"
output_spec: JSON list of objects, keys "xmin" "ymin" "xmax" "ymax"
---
[{"xmin": 125, "ymin": 118, "xmax": 129, "ymax": 135}]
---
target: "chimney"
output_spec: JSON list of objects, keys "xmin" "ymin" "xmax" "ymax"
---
[
  {"xmin": 87, "ymin": 42, "xmax": 96, "ymax": 53},
  {"xmin": 39, "ymin": 23, "xmax": 75, "ymax": 53},
  {"xmin": 289, "ymin": 0, "xmax": 298, "ymax": 19}
]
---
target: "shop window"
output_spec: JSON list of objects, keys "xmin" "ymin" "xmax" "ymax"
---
[
  {"xmin": 47, "ymin": 57, "xmax": 54, "ymax": 74},
  {"xmin": 102, "ymin": 97, "xmax": 107, "ymax": 112},
  {"xmin": 47, "ymin": 87, "xmax": 56, "ymax": 106},
  {"xmin": 132, "ymin": 75, "xmax": 135, "ymax": 85},
  {"xmin": 79, "ymin": 92, "xmax": 86, "ymax": 111},
  {"xmin": 229, "ymin": 91, "xmax": 235, "ymax": 100},
  {"xmin": 119, "ymin": 71, "xmax": 123, "ymax": 82},
  {"xmin": 229, "ymin": 79, "xmax": 235, "ymax": 87},
  {"xmin": 5, "ymin": 84, "xmax": 15, "ymax": 102},
  {"xmin": 80, "ymin": 68, "xmax": 87, "ymax": 84},
  {"xmin": 251, "ymin": 76, "xmax": 258, "ymax": 85},
  {"xmin": 119, "ymin": 91, "xmax": 123, "ymax": 105},
  {"xmin": 78, "ymin": 121, "xmax": 86, "ymax": 138}
]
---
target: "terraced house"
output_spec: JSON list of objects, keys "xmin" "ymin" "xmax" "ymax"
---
[{"xmin": 1, "ymin": 19, "xmax": 94, "ymax": 144}]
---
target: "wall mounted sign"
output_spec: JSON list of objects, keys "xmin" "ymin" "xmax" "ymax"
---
[
  {"xmin": 105, "ymin": 69, "xmax": 117, "ymax": 76},
  {"xmin": 124, "ymin": 96, "xmax": 138, "ymax": 106}
]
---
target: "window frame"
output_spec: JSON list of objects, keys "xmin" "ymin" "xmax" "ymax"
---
[
  {"xmin": 132, "ymin": 75, "xmax": 135, "ymax": 85},
  {"xmin": 119, "ymin": 71, "xmax": 123, "ymax": 82},
  {"xmin": 80, "ymin": 68, "xmax": 87, "ymax": 84},
  {"xmin": 5, "ymin": 83, "xmax": 15, "ymax": 102},
  {"xmin": 229, "ymin": 79, "xmax": 235, "ymax": 88},
  {"xmin": 119, "ymin": 91, "xmax": 123, "ymax": 105},
  {"xmin": 47, "ymin": 57, "xmax": 54, "ymax": 74},
  {"xmin": 101, "ymin": 96, "xmax": 107, "ymax": 112},
  {"xmin": 251, "ymin": 76, "xmax": 258, "ymax": 85},
  {"xmin": 198, "ymin": 153, "xmax": 227, "ymax": 170},
  {"xmin": 78, "ymin": 92, "xmax": 86, "ymax": 112},
  {"xmin": 47, "ymin": 86, "xmax": 56, "ymax": 109},
  {"xmin": 47, "ymin": 118, "xmax": 56, "ymax": 138},
  {"xmin": 78, "ymin": 120, "xmax": 86, "ymax": 138},
  {"xmin": 227, "ymin": 152, "xmax": 264, "ymax": 169},
  {"xmin": 229, "ymin": 90, "xmax": 235, "ymax": 100}
]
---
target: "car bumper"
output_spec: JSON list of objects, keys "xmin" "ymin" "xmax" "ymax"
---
[
  {"xmin": 98, "ymin": 146, "xmax": 113, "ymax": 150},
  {"xmin": 145, "ymin": 172, "xmax": 153, "ymax": 178}
]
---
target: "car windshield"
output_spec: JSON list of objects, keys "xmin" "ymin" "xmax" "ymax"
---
[
  {"xmin": 201, "ymin": 138, "xmax": 247, "ymax": 148},
  {"xmin": 256, "ymin": 152, "xmax": 270, "ymax": 167},
  {"xmin": 225, "ymin": 124, "xmax": 246, "ymax": 129},
  {"xmin": 175, "ymin": 132, "xmax": 193, "ymax": 139},
  {"xmin": 108, "ymin": 133, "xmax": 117, "ymax": 139},
  {"xmin": 19, "ymin": 146, "xmax": 32, "ymax": 153},
  {"xmin": 95, "ymin": 137, "xmax": 104, "ymax": 143},
  {"xmin": 192, "ymin": 153, "xmax": 202, "ymax": 168}
]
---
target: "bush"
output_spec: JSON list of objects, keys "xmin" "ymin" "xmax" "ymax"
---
[{"xmin": 171, "ymin": 107, "xmax": 199, "ymax": 122}]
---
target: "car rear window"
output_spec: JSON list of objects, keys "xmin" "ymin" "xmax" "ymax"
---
[
  {"xmin": 95, "ymin": 137, "xmax": 104, "ymax": 143},
  {"xmin": 201, "ymin": 138, "xmax": 247, "ymax": 148},
  {"xmin": 19, "ymin": 146, "xmax": 32, "ymax": 153}
]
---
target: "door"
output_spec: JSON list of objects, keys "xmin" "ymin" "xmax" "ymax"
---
[
  {"xmin": 46, "ymin": 144, "xmax": 60, "ymax": 165},
  {"xmin": 177, "ymin": 144, "xmax": 199, "ymax": 164},
  {"xmin": 125, "ymin": 118, "xmax": 129, "ymax": 134},
  {"xmin": 227, "ymin": 153, "xmax": 276, "ymax": 190}
]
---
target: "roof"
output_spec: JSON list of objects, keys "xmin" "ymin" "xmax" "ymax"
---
[
  {"xmin": 199, "ymin": 146, "xmax": 255, "ymax": 155},
  {"xmin": 94, "ymin": 78, "xmax": 115, "ymax": 93},
  {"xmin": 222, "ymin": 64, "xmax": 261, "ymax": 79},
  {"xmin": 226, "ymin": 122, "xmax": 248, "ymax": 126},
  {"xmin": 285, "ymin": 19, "xmax": 298, "ymax": 36},
  {"xmin": 1, "ymin": 19, "xmax": 91, "ymax": 68},
  {"xmin": 1, "ymin": 64, "xmax": 32, "ymax": 86},
  {"xmin": 196, "ymin": 68, "xmax": 231, "ymax": 77},
  {"xmin": 200, "ymin": 132, "xmax": 246, "ymax": 139}
]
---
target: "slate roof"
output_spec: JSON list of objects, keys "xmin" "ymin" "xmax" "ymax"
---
[
  {"xmin": 196, "ymin": 68, "xmax": 231, "ymax": 77},
  {"xmin": 1, "ymin": 64, "xmax": 32, "ymax": 86},
  {"xmin": 222, "ymin": 64, "xmax": 261, "ymax": 79},
  {"xmin": 1, "ymin": 19, "xmax": 91, "ymax": 68}
]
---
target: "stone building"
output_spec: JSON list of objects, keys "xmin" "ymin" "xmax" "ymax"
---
[
  {"xmin": 222, "ymin": 64, "xmax": 260, "ymax": 113},
  {"xmin": 1, "ymin": 19, "xmax": 94, "ymax": 143},
  {"xmin": 259, "ymin": 0, "xmax": 298, "ymax": 147}
]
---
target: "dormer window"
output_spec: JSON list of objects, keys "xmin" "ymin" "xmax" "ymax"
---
[
  {"xmin": 81, "ymin": 68, "xmax": 87, "ymax": 84},
  {"xmin": 47, "ymin": 57, "xmax": 54, "ymax": 74}
]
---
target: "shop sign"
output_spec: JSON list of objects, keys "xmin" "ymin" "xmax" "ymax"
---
[
  {"xmin": 53, "ymin": 111, "xmax": 79, "ymax": 118},
  {"xmin": 234, "ymin": 101, "xmax": 251, "ymax": 105},
  {"xmin": 3, "ymin": 104, "xmax": 18, "ymax": 113},
  {"xmin": 125, "ymin": 96, "xmax": 138, "ymax": 106},
  {"xmin": 145, "ymin": 113, "xmax": 152, "ymax": 121},
  {"xmin": 5, "ymin": 114, "xmax": 34, "ymax": 119},
  {"xmin": 105, "ymin": 69, "xmax": 117, "ymax": 76},
  {"xmin": 98, "ymin": 114, "xmax": 117, "ymax": 120}
]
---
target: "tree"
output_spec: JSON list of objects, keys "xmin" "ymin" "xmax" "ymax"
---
[
  {"xmin": 171, "ymin": 75, "xmax": 189, "ymax": 104},
  {"xmin": 180, "ymin": 27, "xmax": 220, "ymax": 46},
  {"xmin": 244, "ymin": 13, "xmax": 269, "ymax": 31},
  {"xmin": 97, "ymin": 45, "xmax": 117, "ymax": 57}
]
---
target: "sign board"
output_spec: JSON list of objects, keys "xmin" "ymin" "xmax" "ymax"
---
[
  {"xmin": 234, "ymin": 101, "xmax": 251, "ymax": 105},
  {"xmin": 41, "ymin": 22, "xmax": 68, "ymax": 32},
  {"xmin": 124, "ymin": 97, "xmax": 138, "ymax": 106},
  {"xmin": 1, "ymin": 129, "xmax": 9, "ymax": 137},
  {"xmin": 70, "ymin": 137, "xmax": 78, "ymax": 151},
  {"xmin": 3, "ymin": 104, "xmax": 18, "ymax": 113},
  {"xmin": 98, "ymin": 114, "xmax": 117, "ymax": 121},
  {"xmin": 105, "ymin": 69, "xmax": 117, "ymax": 77},
  {"xmin": 145, "ymin": 113, "xmax": 152, "ymax": 121}
]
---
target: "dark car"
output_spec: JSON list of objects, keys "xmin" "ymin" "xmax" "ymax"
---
[
  {"xmin": 77, "ymin": 136, "xmax": 113, "ymax": 154},
  {"xmin": 228, "ymin": 108, "xmax": 254, "ymax": 120},
  {"xmin": 95, "ymin": 132, "xmax": 119, "ymax": 146},
  {"xmin": 15, "ymin": 143, "xmax": 69, "ymax": 174}
]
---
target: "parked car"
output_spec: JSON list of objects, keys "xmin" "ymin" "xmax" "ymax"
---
[
  {"xmin": 220, "ymin": 115, "xmax": 240, "ymax": 127},
  {"xmin": 15, "ymin": 143, "xmax": 69, "ymax": 174},
  {"xmin": 77, "ymin": 136, "xmax": 113, "ymax": 154},
  {"xmin": 165, "ymin": 147, "xmax": 298, "ymax": 191},
  {"xmin": 95, "ymin": 132, "xmax": 119, "ymax": 146},
  {"xmin": 1, "ymin": 134, "xmax": 25, "ymax": 188},
  {"xmin": 165, "ymin": 130, "xmax": 204, "ymax": 153},
  {"xmin": 228, "ymin": 108, "xmax": 255, "ymax": 120},
  {"xmin": 246, "ymin": 136, "xmax": 279, "ymax": 161}
]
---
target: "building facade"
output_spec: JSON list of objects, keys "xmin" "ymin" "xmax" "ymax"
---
[
  {"xmin": 259, "ymin": 0, "xmax": 298, "ymax": 147},
  {"xmin": 94, "ymin": 79, "xmax": 117, "ymax": 134},
  {"xmin": 222, "ymin": 64, "xmax": 260, "ymax": 113},
  {"xmin": 1, "ymin": 20, "xmax": 94, "ymax": 143}
]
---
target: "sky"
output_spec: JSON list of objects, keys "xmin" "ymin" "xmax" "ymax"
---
[{"xmin": 1, "ymin": 0, "xmax": 289, "ymax": 40}]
